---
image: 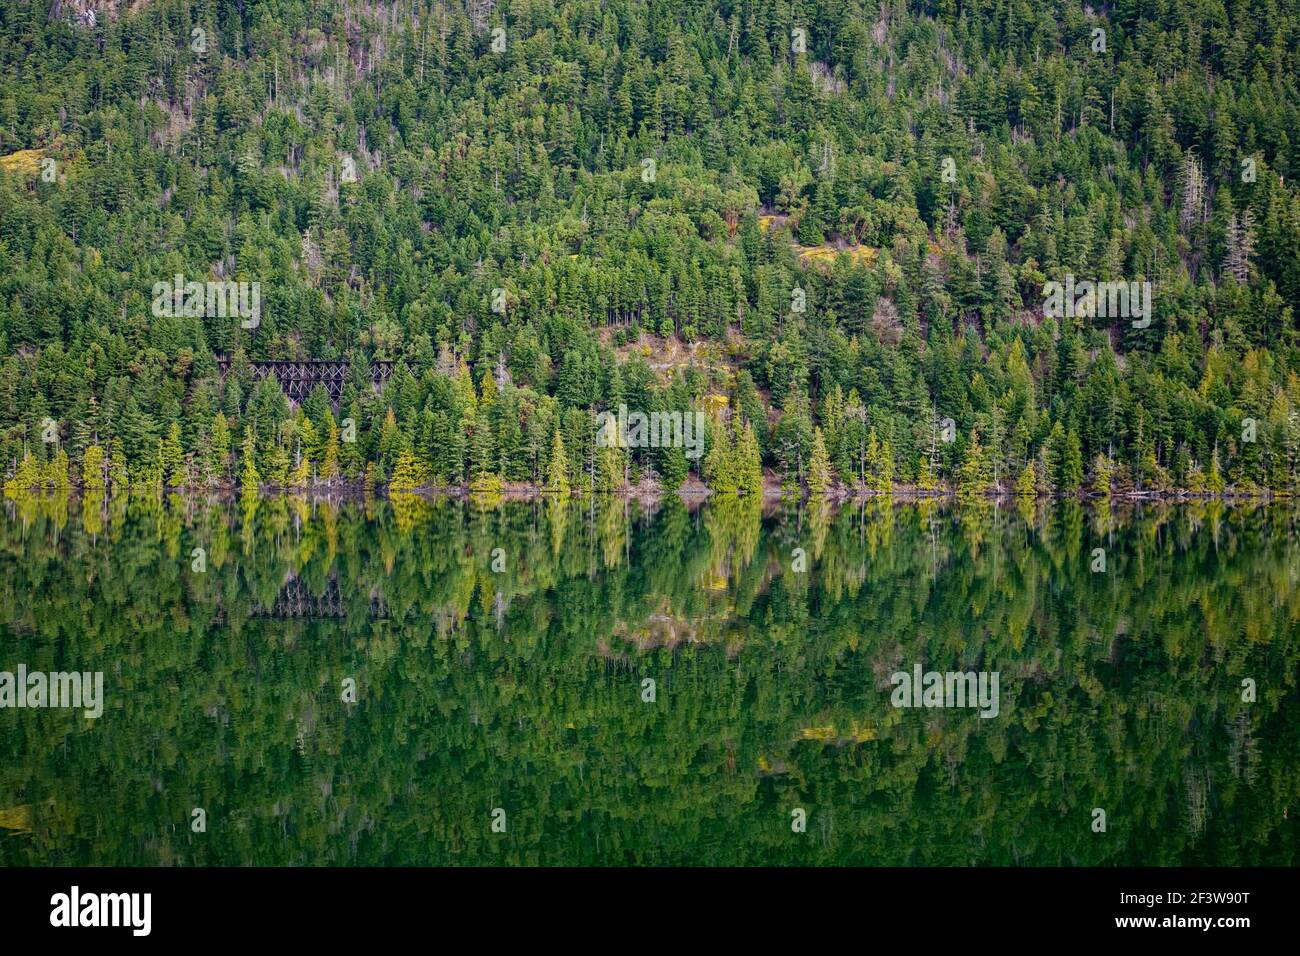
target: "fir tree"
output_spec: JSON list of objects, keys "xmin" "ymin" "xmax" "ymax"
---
[
  {"xmin": 1091, "ymin": 454, "xmax": 1115, "ymax": 497},
  {"xmin": 705, "ymin": 415, "xmax": 738, "ymax": 493},
  {"xmin": 82, "ymin": 444, "xmax": 106, "ymax": 491},
  {"xmin": 957, "ymin": 430, "xmax": 992, "ymax": 498},
  {"xmin": 160, "ymin": 421, "xmax": 185, "ymax": 488},
  {"xmin": 240, "ymin": 426, "xmax": 261, "ymax": 496},
  {"xmin": 736, "ymin": 421, "xmax": 764, "ymax": 495},
  {"xmin": 547, "ymin": 430, "xmax": 571, "ymax": 494},
  {"xmin": 210, "ymin": 412, "xmax": 231, "ymax": 485},
  {"xmin": 1015, "ymin": 461, "xmax": 1037, "ymax": 497},
  {"xmin": 807, "ymin": 426, "xmax": 832, "ymax": 496},
  {"xmin": 389, "ymin": 449, "xmax": 428, "ymax": 492}
]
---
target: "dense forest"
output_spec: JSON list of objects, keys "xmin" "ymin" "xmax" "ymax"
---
[
  {"xmin": 2, "ymin": 495, "xmax": 1297, "ymax": 863},
  {"xmin": 3, "ymin": 0, "xmax": 1300, "ymax": 498}
]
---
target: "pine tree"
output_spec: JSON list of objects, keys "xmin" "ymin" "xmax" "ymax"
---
[
  {"xmin": 297, "ymin": 416, "xmax": 320, "ymax": 472},
  {"xmin": 599, "ymin": 446, "xmax": 625, "ymax": 491},
  {"xmin": 321, "ymin": 419, "xmax": 341, "ymax": 481},
  {"xmin": 658, "ymin": 442, "xmax": 690, "ymax": 490},
  {"xmin": 45, "ymin": 449, "xmax": 71, "ymax": 493},
  {"xmin": 957, "ymin": 430, "xmax": 992, "ymax": 498},
  {"xmin": 389, "ymin": 448, "xmax": 428, "ymax": 492},
  {"xmin": 1040, "ymin": 424, "xmax": 1063, "ymax": 494},
  {"xmin": 3, "ymin": 452, "xmax": 42, "ymax": 497},
  {"xmin": 266, "ymin": 442, "xmax": 291, "ymax": 487},
  {"xmin": 705, "ymin": 415, "xmax": 737, "ymax": 493},
  {"xmin": 1091, "ymin": 454, "xmax": 1115, "ymax": 497},
  {"xmin": 160, "ymin": 421, "xmax": 185, "ymax": 488},
  {"xmin": 240, "ymin": 426, "xmax": 261, "ymax": 496},
  {"xmin": 547, "ymin": 430, "xmax": 571, "ymax": 494},
  {"xmin": 866, "ymin": 427, "xmax": 895, "ymax": 492},
  {"xmin": 82, "ymin": 444, "xmax": 106, "ymax": 490},
  {"xmin": 290, "ymin": 439, "xmax": 312, "ymax": 486},
  {"xmin": 377, "ymin": 407, "xmax": 404, "ymax": 480},
  {"xmin": 108, "ymin": 440, "xmax": 128, "ymax": 494},
  {"xmin": 469, "ymin": 414, "xmax": 500, "ymax": 492},
  {"xmin": 736, "ymin": 421, "xmax": 764, "ymax": 495},
  {"xmin": 1206, "ymin": 446, "xmax": 1226, "ymax": 492},
  {"xmin": 210, "ymin": 412, "xmax": 231, "ymax": 485},
  {"xmin": 1060, "ymin": 428, "xmax": 1084, "ymax": 492},
  {"xmin": 1015, "ymin": 461, "xmax": 1037, "ymax": 497},
  {"xmin": 807, "ymin": 426, "xmax": 832, "ymax": 496}
]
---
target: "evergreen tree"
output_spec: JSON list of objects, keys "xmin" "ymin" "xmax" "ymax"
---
[
  {"xmin": 705, "ymin": 415, "xmax": 737, "ymax": 493},
  {"xmin": 161, "ymin": 422, "xmax": 185, "ymax": 488},
  {"xmin": 108, "ymin": 440, "xmax": 128, "ymax": 494},
  {"xmin": 240, "ymin": 426, "xmax": 261, "ymax": 496},
  {"xmin": 1091, "ymin": 454, "xmax": 1115, "ymax": 497},
  {"xmin": 957, "ymin": 430, "xmax": 992, "ymax": 498},
  {"xmin": 321, "ymin": 419, "xmax": 342, "ymax": 481},
  {"xmin": 547, "ymin": 431, "xmax": 571, "ymax": 494},
  {"xmin": 736, "ymin": 422, "xmax": 764, "ymax": 496},
  {"xmin": 1016, "ymin": 461, "xmax": 1037, "ymax": 498},
  {"xmin": 807, "ymin": 427, "xmax": 832, "ymax": 496},
  {"xmin": 210, "ymin": 412, "xmax": 232, "ymax": 486},
  {"xmin": 389, "ymin": 449, "xmax": 428, "ymax": 492}
]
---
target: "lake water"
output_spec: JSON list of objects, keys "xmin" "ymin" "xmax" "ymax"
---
[{"xmin": 1, "ymin": 494, "xmax": 1297, "ymax": 865}]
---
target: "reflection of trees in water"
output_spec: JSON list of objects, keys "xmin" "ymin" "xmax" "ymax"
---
[{"xmin": 0, "ymin": 495, "xmax": 1297, "ymax": 865}]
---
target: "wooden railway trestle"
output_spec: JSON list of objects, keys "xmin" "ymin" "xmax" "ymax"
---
[{"xmin": 215, "ymin": 357, "xmax": 395, "ymax": 407}]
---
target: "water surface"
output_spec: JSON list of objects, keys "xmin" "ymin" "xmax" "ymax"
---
[{"xmin": 1, "ymin": 494, "xmax": 1297, "ymax": 865}]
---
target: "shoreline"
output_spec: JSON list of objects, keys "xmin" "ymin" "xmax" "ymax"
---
[{"xmin": 10, "ymin": 477, "xmax": 1291, "ymax": 504}]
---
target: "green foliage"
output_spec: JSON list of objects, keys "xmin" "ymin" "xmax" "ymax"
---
[
  {"xmin": 735, "ymin": 421, "xmax": 764, "ymax": 496},
  {"xmin": 388, "ymin": 449, "xmax": 429, "ymax": 493},
  {"xmin": 240, "ymin": 426, "xmax": 260, "ymax": 496},
  {"xmin": 546, "ymin": 431, "xmax": 571, "ymax": 495},
  {"xmin": 807, "ymin": 427, "xmax": 832, "ymax": 496},
  {"xmin": 957, "ymin": 430, "xmax": 992, "ymax": 498},
  {"xmin": 1091, "ymin": 454, "xmax": 1115, "ymax": 498},
  {"xmin": 1016, "ymin": 461, "xmax": 1038, "ymax": 498},
  {"xmin": 0, "ymin": 0, "xmax": 1297, "ymax": 498},
  {"xmin": 82, "ymin": 443, "xmax": 106, "ymax": 491},
  {"xmin": 160, "ymin": 421, "xmax": 185, "ymax": 488},
  {"xmin": 705, "ymin": 415, "xmax": 738, "ymax": 494},
  {"xmin": 0, "ymin": 497, "xmax": 1296, "ymax": 865}
]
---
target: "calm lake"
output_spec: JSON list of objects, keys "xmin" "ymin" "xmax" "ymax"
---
[{"xmin": 1, "ymin": 494, "xmax": 1298, "ymax": 865}]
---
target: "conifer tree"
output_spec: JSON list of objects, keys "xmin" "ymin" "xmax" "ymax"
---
[
  {"xmin": 1016, "ymin": 461, "xmax": 1037, "ymax": 497},
  {"xmin": 957, "ymin": 430, "xmax": 992, "ymax": 498},
  {"xmin": 807, "ymin": 426, "xmax": 832, "ymax": 496},
  {"xmin": 1060, "ymin": 428, "xmax": 1084, "ymax": 492},
  {"xmin": 736, "ymin": 421, "xmax": 764, "ymax": 495},
  {"xmin": 321, "ymin": 419, "xmax": 342, "ymax": 481},
  {"xmin": 389, "ymin": 449, "xmax": 428, "ymax": 492},
  {"xmin": 82, "ymin": 444, "xmax": 106, "ymax": 491},
  {"xmin": 210, "ymin": 412, "xmax": 231, "ymax": 485},
  {"xmin": 547, "ymin": 430, "xmax": 571, "ymax": 494},
  {"xmin": 161, "ymin": 421, "xmax": 185, "ymax": 488},
  {"xmin": 108, "ymin": 440, "xmax": 128, "ymax": 494},
  {"xmin": 1091, "ymin": 454, "xmax": 1115, "ymax": 497},
  {"xmin": 240, "ymin": 426, "xmax": 261, "ymax": 496},
  {"xmin": 705, "ymin": 415, "xmax": 737, "ymax": 493}
]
